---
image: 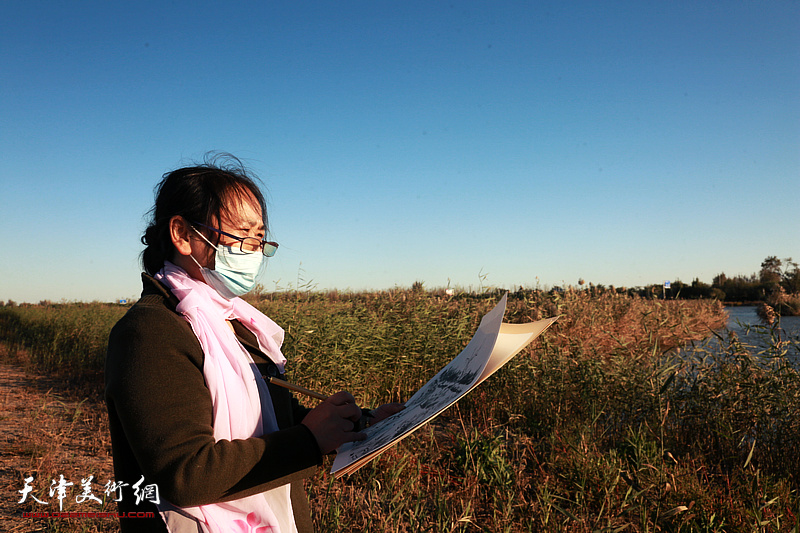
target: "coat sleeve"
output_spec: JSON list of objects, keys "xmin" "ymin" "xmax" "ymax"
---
[{"xmin": 105, "ymin": 302, "xmax": 322, "ymax": 508}]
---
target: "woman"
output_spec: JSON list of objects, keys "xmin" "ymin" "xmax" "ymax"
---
[{"xmin": 105, "ymin": 156, "xmax": 402, "ymax": 533}]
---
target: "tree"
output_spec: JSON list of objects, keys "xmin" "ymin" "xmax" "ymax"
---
[
  {"xmin": 781, "ymin": 258, "xmax": 800, "ymax": 293},
  {"xmin": 760, "ymin": 256, "xmax": 782, "ymax": 284}
]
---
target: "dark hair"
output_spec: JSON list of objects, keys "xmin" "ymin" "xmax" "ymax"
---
[{"xmin": 141, "ymin": 154, "xmax": 268, "ymax": 275}]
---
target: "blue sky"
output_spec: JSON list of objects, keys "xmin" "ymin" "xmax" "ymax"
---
[{"xmin": 1, "ymin": 1, "xmax": 798, "ymax": 303}]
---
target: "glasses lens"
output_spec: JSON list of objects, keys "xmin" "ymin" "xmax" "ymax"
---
[
  {"xmin": 262, "ymin": 242, "xmax": 278, "ymax": 257},
  {"xmin": 240, "ymin": 237, "xmax": 262, "ymax": 253}
]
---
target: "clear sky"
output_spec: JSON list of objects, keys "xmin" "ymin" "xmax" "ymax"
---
[{"xmin": 1, "ymin": 1, "xmax": 798, "ymax": 303}]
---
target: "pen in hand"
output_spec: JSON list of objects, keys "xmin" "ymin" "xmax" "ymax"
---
[
  {"xmin": 268, "ymin": 377, "xmax": 329, "ymax": 401},
  {"xmin": 267, "ymin": 377, "xmax": 376, "ymax": 431}
]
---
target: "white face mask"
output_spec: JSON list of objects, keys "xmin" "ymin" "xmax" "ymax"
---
[{"xmin": 190, "ymin": 228, "xmax": 264, "ymax": 299}]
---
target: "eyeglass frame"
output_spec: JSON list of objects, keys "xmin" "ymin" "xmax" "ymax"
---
[{"xmin": 190, "ymin": 221, "xmax": 279, "ymax": 257}]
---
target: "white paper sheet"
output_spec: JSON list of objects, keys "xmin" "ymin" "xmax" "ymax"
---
[{"xmin": 332, "ymin": 294, "xmax": 559, "ymax": 477}]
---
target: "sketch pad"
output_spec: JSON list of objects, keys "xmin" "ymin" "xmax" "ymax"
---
[{"xmin": 332, "ymin": 294, "xmax": 559, "ymax": 477}]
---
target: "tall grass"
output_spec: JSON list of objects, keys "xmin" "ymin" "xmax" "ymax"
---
[
  {"xmin": 2, "ymin": 289, "xmax": 798, "ymax": 531},
  {"xmin": 0, "ymin": 302, "xmax": 126, "ymax": 395}
]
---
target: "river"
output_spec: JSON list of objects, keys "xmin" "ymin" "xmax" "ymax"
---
[
  {"xmin": 674, "ymin": 306, "xmax": 799, "ymax": 364},
  {"xmin": 723, "ymin": 305, "xmax": 800, "ymax": 337},
  {"xmin": 711, "ymin": 306, "xmax": 800, "ymax": 364}
]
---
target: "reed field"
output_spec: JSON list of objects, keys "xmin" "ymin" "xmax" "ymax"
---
[{"xmin": 1, "ymin": 288, "xmax": 799, "ymax": 532}]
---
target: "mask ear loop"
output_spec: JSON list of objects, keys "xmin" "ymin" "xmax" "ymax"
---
[{"xmin": 190, "ymin": 226, "xmax": 217, "ymax": 270}]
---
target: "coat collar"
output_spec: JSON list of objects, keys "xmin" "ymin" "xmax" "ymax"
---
[{"xmin": 142, "ymin": 271, "xmax": 264, "ymax": 358}]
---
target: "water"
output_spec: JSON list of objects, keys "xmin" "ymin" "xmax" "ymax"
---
[
  {"xmin": 671, "ymin": 306, "xmax": 799, "ymax": 368},
  {"xmin": 723, "ymin": 305, "xmax": 800, "ymax": 338},
  {"xmin": 711, "ymin": 306, "xmax": 800, "ymax": 364}
]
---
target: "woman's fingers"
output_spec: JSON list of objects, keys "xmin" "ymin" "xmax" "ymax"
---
[
  {"xmin": 326, "ymin": 391, "xmax": 363, "ymax": 422},
  {"xmin": 300, "ymin": 393, "xmax": 408, "ymax": 454},
  {"xmin": 326, "ymin": 390, "xmax": 357, "ymax": 405},
  {"xmin": 370, "ymin": 402, "xmax": 406, "ymax": 424},
  {"xmin": 301, "ymin": 391, "xmax": 366, "ymax": 454}
]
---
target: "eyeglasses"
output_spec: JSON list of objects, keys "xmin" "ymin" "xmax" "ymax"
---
[{"xmin": 191, "ymin": 221, "xmax": 279, "ymax": 257}]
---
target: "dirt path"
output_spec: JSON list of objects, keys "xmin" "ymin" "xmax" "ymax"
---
[{"xmin": 0, "ymin": 358, "xmax": 118, "ymax": 532}]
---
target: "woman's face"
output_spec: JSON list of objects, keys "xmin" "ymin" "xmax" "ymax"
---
[
  {"xmin": 217, "ymin": 192, "xmax": 265, "ymax": 247},
  {"xmin": 181, "ymin": 189, "xmax": 265, "ymax": 280}
]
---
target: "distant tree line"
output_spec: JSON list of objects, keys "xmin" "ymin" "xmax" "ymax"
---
[
  {"xmin": 658, "ymin": 256, "xmax": 799, "ymax": 303},
  {"xmin": 632, "ymin": 256, "xmax": 798, "ymax": 317}
]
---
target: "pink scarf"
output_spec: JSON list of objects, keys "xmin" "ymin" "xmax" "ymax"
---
[{"xmin": 155, "ymin": 262, "xmax": 291, "ymax": 533}]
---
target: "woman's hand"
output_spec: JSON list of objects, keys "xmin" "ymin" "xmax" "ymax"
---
[
  {"xmin": 301, "ymin": 391, "xmax": 366, "ymax": 454},
  {"xmin": 367, "ymin": 402, "xmax": 406, "ymax": 425}
]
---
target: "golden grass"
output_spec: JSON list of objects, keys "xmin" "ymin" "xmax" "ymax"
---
[{"xmin": 2, "ymin": 289, "xmax": 798, "ymax": 531}]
